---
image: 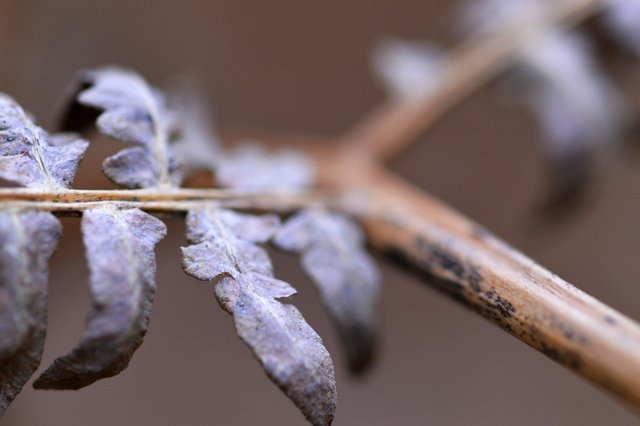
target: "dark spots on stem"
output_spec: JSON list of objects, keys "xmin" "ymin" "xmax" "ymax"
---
[
  {"xmin": 539, "ymin": 342, "xmax": 582, "ymax": 371},
  {"xmin": 383, "ymin": 240, "xmax": 516, "ymax": 326},
  {"xmin": 382, "ymin": 238, "xmax": 586, "ymax": 374}
]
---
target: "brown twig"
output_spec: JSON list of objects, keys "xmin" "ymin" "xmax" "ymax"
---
[
  {"xmin": 317, "ymin": 0, "xmax": 640, "ymax": 411},
  {"xmin": 332, "ymin": 165, "xmax": 640, "ymax": 408},
  {"xmin": 230, "ymin": 0, "xmax": 640, "ymax": 411},
  {"xmin": 340, "ymin": 0, "xmax": 608, "ymax": 162},
  {"xmin": 2, "ymin": 0, "xmax": 637, "ymax": 415},
  {"xmin": 0, "ymin": 187, "xmax": 315, "ymax": 203},
  {"xmin": 0, "ymin": 188, "xmax": 323, "ymax": 215}
]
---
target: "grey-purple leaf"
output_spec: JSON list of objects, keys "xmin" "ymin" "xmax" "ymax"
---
[
  {"xmin": 168, "ymin": 82, "xmax": 220, "ymax": 184},
  {"xmin": 0, "ymin": 210, "xmax": 61, "ymax": 413},
  {"xmin": 512, "ymin": 31, "xmax": 626, "ymax": 208},
  {"xmin": 456, "ymin": 0, "xmax": 542, "ymax": 39},
  {"xmin": 603, "ymin": 0, "xmax": 640, "ymax": 58},
  {"xmin": 0, "ymin": 94, "xmax": 88, "ymax": 189},
  {"xmin": 67, "ymin": 67, "xmax": 176, "ymax": 188},
  {"xmin": 34, "ymin": 207, "xmax": 166, "ymax": 390},
  {"xmin": 372, "ymin": 38, "xmax": 445, "ymax": 99},
  {"xmin": 273, "ymin": 208, "xmax": 381, "ymax": 374},
  {"xmin": 216, "ymin": 144, "xmax": 315, "ymax": 192},
  {"xmin": 457, "ymin": 0, "xmax": 627, "ymax": 209},
  {"xmin": 215, "ymin": 274, "xmax": 336, "ymax": 426},
  {"xmin": 181, "ymin": 207, "xmax": 336, "ymax": 426}
]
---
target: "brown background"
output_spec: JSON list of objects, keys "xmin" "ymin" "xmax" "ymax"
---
[{"xmin": 1, "ymin": 1, "xmax": 640, "ymax": 425}]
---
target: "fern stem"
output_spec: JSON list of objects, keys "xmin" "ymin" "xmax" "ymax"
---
[
  {"xmin": 355, "ymin": 167, "xmax": 640, "ymax": 409},
  {"xmin": 0, "ymin": 188, "xmax": 319, "ymax": 214},
  {"xmin": 340, "ymin": 0, "xmax": 609, "ymax": 162},
  {"xmin": 0, "ymin": 0, "xmax": 630, "ymax": 414}
]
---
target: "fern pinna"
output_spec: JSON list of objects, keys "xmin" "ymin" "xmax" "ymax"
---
[
  {"xmin": 4, "ymin": 1, "xmax": 640, "ymax": 424},
  {"xmin": 0, "ymin": 68, "xmax": 381, "ymax": 425}
]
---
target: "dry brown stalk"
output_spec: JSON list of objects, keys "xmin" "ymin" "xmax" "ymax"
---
[
  {"xmin": 231, "ymin": 0, "xmax": 640, "ymax": 411},
  {"xmin": 3, "ymin": 0, "xmax": 638, "ymax": 414},
  {"xmin": 332, "ymin": 164, "xmax": 640, "ymax": 409},
  {"xmin": 340, "ymin": 0, "xmax": 607, "ymax": 162}
]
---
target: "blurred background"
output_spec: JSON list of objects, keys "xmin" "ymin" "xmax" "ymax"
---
[{"xmin": 1, "ymin": 1, "xmax": 640, "ymax": 425}]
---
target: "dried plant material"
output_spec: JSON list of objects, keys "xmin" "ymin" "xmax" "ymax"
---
[
  {"xmin": 273, "ymin": 208, "xmax": 381, "ymax": 374},
  {"xmin": 34, "ymin": 207, "xmax": 166, "ymax": 390},
  {"xmin": 603, "ymin": 0, "xmax": 640, "ymax": 57},
  {"xmin": 0, "ymin": 94, "xmax": 88, "ymax": 189},
  {"xmin": 169, "ymin": 82, "xmax": 220, "ymax": 183},
  {"xmin": 63, "ymin": 68, "xmax": 224, "ymax": 188},
  {"xmin": 62, "ymin": 67, "xmax": 181, "ymax": 188},
  {"xmin": 511, "ymin": 31, "xmax": 626, "ymax": 207},
  {"xmin": 456, "ymin": 0, "xmax": 543, "ymax": 38},
  {"xmin": 181, "ymin": 208, "xmax": 336, "ymax": 426},
  {"xmin": 215, "ymin": 144, "xmax": 315, "ymax": 192},
  {"xmin": 0, "ymin": 210, "xmax": 61, "ymax": 413},
  {"xmin": 372, "ymin": 38, "xmax": 445, "ymax": 99},
  {"xmin": 79, "ymin": 68, "xmax": 174, "ymax": 187},
  {"xmin": 0, "ymin": 0, "xmax": 635, "ymax": 418},
  {"xmin": 458, "ymin": 0, "xmax": 626, "ymax": 208}
]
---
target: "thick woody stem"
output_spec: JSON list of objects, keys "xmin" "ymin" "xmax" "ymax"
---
[
  {"xmin": 219, "ymin": 109, "xmax": 640, "ymax": 411},
  {"xmin": 317, "ymin": 0, "xmax": 640, "ymax": 408},
  {"xmin": 341, "ymin": 0, "xmax": 609, "ymax": 162},
  {"xmin": 0, "ymin": 0, "xmax": 633, "ymax": 414},
  {"xmin": 331, "ymin": 166, "xmax": 640, "ymax": 409}
]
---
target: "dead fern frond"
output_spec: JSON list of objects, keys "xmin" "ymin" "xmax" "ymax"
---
[{"xmin": 2, "ymin": 1, "xmax": 640, "ymax": 424}]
